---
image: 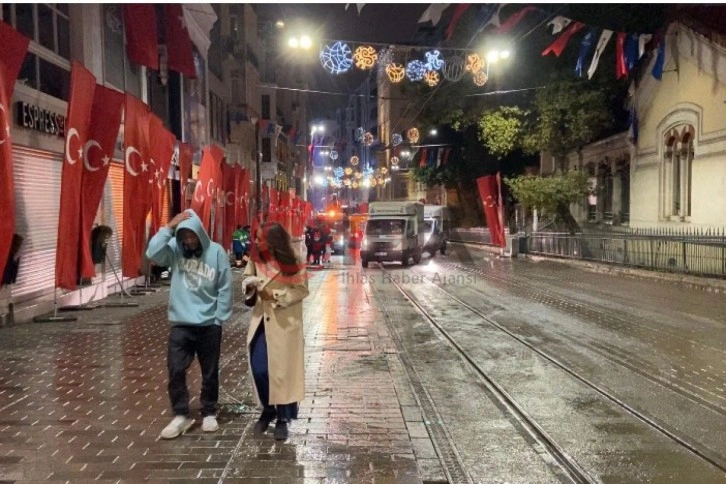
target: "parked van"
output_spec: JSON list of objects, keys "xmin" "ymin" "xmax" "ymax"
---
[
  {"xmin": 423, "ymin": 205, "xmax": 450, "ymax": 256},
  {"xmin": 361, "ymin": 201, "xmax": 424, "ymax": 268}
]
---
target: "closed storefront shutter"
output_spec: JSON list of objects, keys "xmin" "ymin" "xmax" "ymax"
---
[
  {"xmin": 162, "ymin": 182, "xmax": 171, "ymax": 226},
  {"xmin": 10, "ymin": 147, "xmax": 62, "ymax": 302},
  {"xmin": 105, "ymin": 162, "xmax": 125, "ymax": 279}
]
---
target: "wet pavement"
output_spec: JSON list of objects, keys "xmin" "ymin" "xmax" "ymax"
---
[{"xmin": 1, "ymin": 244, "xmax": 726, "ymax": 483}]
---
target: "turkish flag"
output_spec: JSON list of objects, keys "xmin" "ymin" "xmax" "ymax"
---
[
  {"xmin": 164, "ymin": 4, "xmax": 196, "ymax": 78},
  {"xmin": 78, "ymin": 86, "xmax": 124, "ymax": 279},
  {"xmin": 615, "ymin": 32, "xmax": 628, "ymax": 79},
  {"xmin": 268, "ymin": 187, "xmax": 279, "ymax": 223},
  {"xmin": 148, "ymin": 115, "xmax": 176, "ymax": 235},
  {"xmin": 122, "ymin": 94, "xmax": 153, "ymax": 277},
  {"xmin": 178, "ymin": 142, "xmax": 194, "ymax": 209},
  {"xmin": 55, "ymin": 62, "xmax": 96, "ymax": 290},
  {"xmin": 222, "ymin": 163, "xmax": 239, "ymax": 252},
  {"xmin": 0, "ymin": 22, "xmax": 29, "ymax": 284},
  {"xmin": 542, "ymin": 21, "xmax": 585, "ymax": 57},
  {"xmin": 123, "ymin": 5, "xmax": 159, "ymax": 70},
  {"xmin": 236, "ymin": 168, "xmax": 250, "ymax": 228},
  {"xmin": 190, "ymin": 145, "xmax": 223, "ymax": 233},
  {"xmin": 476, "ymin": 175, "xmax": 506, "ymax": 248}
]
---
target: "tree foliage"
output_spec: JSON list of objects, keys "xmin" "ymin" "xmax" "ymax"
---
[
  {"xmin": 505, "ymin": 170, "xmax": 591, "ymax": 214},
  {"xmin": 478, "ymin": 106, "xmax": 530, "ymax": 159}
]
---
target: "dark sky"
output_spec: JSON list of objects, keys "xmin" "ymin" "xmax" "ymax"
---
[{"xmin": 254, "ymin": 3, "xmax": 669, "ymax": 119}]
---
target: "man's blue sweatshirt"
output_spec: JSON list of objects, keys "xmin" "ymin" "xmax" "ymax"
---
[{"xmin": 146, "ymin": 210, "xmax": 233, "ymax": 326}]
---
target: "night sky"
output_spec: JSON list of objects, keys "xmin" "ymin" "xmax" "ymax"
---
[{"xmin": 255, "ymin": 3, "xmax": 669, "ymax": 120}]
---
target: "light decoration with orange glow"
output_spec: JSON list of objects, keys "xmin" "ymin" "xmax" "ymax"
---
[
  {"xmin": 473, "ymin": 70, "xmax": 488, "ymax": 87},
  {"xmin": 390, "ymin": 156, "xmax": 399, "ymax": 166},
  {"xmin": 424, "ymin": 70, "xmax": 440, "ymax": 87},
  {"xmin": 353, "ymin": 45, "xmax": 378, "ymax": 70},
  {"xmin": 465, "ymin": 53, "xmax": 484, "ymax": 74},
  {"xmin": 350, "ymin": 155, "xmax": 360, "ymax": 166},
  {"xmin": 407, "ymin": 127, "xmax": 420, "ymax": 144},
  {"xmin": 386, "ymin": 63, "xmax": 405, "ymax": 83}
]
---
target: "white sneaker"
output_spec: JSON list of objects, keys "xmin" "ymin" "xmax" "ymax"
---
[
  {"xmin": 202, "ymin": 416, "xmax": 219, "ymax": 432},
  {"xmin": 160, "ymin": 415, "xmax": 194, "ymax": 439}
]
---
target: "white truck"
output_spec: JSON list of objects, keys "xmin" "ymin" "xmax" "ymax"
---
[
  {"xmin": 423, "ymin": 205, "xmax": 450, "ymax": 256},
  {"xmin": 361, "ymin": 201, "xmax": 424, "ymax": 268}
]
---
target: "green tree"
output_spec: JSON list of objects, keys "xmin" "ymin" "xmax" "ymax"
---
[
  {"xmin": 505, "ymin": 170, "xmax": 592, "ymax": 233},
  {"xmin": 478, "ymin": 106, "xmax": 530, "ymax": 159}
]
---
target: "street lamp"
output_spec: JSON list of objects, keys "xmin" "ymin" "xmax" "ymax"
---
[{"xmin": 429, "ymin": 129, "xmax": 438, "ymax": 136}]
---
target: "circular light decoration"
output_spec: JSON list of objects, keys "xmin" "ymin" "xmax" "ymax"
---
[
  {"xmin": 353, "ymin": 45, "xmax": 377, "ymax": 70},
  {"xmin": 352, "ymin": 181, "xmax": 359, "ymax": 189},
  {"xmin": 443, "ymin": 56, "xmax": 465, "ymax": 81},
  {"xmin": 344, "ymin": 167, "xmax": 353, "ymax": 175},
  {"xmin": 381, "ymin": 167, "xmax": 388, "ymax": 175},
  {"xmin": 392, "ymin": 133, "xmax": 403, "ymax": 146},
  {"xmin": 329, "ymin": 179, "xmax": 337, "ymax": 187},
  {"xmin": 329, "ymin": 150, "xmax": 338, "ymax": 160},
  {"xmin": 350, "ymin": 155, "xmax": 360, "ymax": 166},
  {"xmin": 465, "ymin": 53, "xmax": 484, "ymax": 74},
  {"xmin": 386, "ymin": 63, "xmax": 405, "ymax": 83},
  {"xmin": 406, "ymin": 60, "xmax": 426, "ymax": 82},
  {"xmin": 320, "ymin": 41, "xmax": 353, "ymax": 75},
  {"xmin": 407, "ymin": 127, "xmax": 420, "ymax": 144},
  {"xmin": 363, "ymin": 132, "xmax": 374, "ymax": 146},
  {"xmin": 370, "ymin": 179, "xmax": 377, "ymax": 187},
  {"xmin": 354, "ymin": 170, "xmax": 363, "ymax": 179},
  {"xmin": 424, "ymin": 50, "xmax": 445, "ymax": 71},
  {"xmin": 355, "ymin": 127, "xmax": 364, "ymax": 141},
  {"xmin": 424, "ymin": 70, "xmax": 440, "ymax": 87},
  {"xmin": 473, "ymin": 70, "xmax": 489, "ymax": 87},
  {"xmin": 390, "ymin": 156, "xmax": 400, "ymax": 166},
  {"xmin": 343, "ymin": 178, "xmax": 352, "ymax": 186},
  {"xmin": 334, "ymin": 167, "xmax": 344, "ymax": 178}
]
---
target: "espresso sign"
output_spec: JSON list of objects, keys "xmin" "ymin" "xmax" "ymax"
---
[{"xmin": 15, "ymin": 102, "xmax": 66, "ymax": 138}]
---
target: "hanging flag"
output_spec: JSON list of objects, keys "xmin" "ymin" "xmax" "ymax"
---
[
  {"xmin": 628, "ymin": 107, "xmax": 639, "ymax": 145},
  {"xmin": 587, "ymin": 29, "xmax": 613, "ymax": 80},
  {"xmin": 652, "ymin": 37, "xmax": 666, "ymax": 80},
  {"xmin": 123, "ymin": 5, "xmax": 159, "ymax": 70},
  {"xmin": 0, "ymin": 21, "xmax": 29, "ymax": 283},
  {"xmin": 178, "ymin": 142, "xmax": 194, "ymax": 209},
  {"xmin": 190, "ymin": 145, "xmax": 224, "ymax": 233},
  {"xmin": 624, "ymin": 33, "xmax": 640, "ymax": 72},
  {"xmin": 496, "ymin": 6, "xmax": 538, "ymax": 34},
  {"xmin": 548, "ymin": 16, "xmax": 572, "ymax": 35},
  {"xmin": 427, "ymin": 148, "xmax": 438, "ymax": 167},
  {"xmin": 222, "ymin": 163, "xmax": 238, "ymax": 252},
  {"xmin": 163, "ymin": 4, "xmax": 196, "ymax": 78},
  {"xmin": 575, "ymin": 28, "xmax": 598, "ymax": 77},
  {"xmin": 418, "ymin": 148, "xmax": 428, "ymax": 168},
  {"xmin": 542, "ymin": 21, "xmax": 585, "ymax": 57},
  {"xmin": 236, "ymin": 168, "xmax": 250, "ymax": 228},
  {"xmin": 638, "ymin": 34, "xmax": 653, "ymax": 59},
  {"xmin": 442, "ymin": 148, "xmax": 451, "ymax": 165},
  {"xmin": 445, "ymin": 4, "xmax": 471, "ymax": 40},
  {"xmin": 345, "ymin": 3, "xmax": 366, "ymax": 15},
  {"xmin": 55, "ymin": 62, "xmax": 96, "ymax": 290},
  {"xmin": 78, "ymin": 86, "xmax": 124, "ymax": 279},
  {"xmin": 122, "ymin": 95, "xmax": 153, "ymax": 277},
  {"xmin": 482, "ymin": 4, "xmax": 505, "ymax": 31},
  {"xmin": 275, "ymin": 124, "xmax": 283, "ymax": 137},
  {"xmin": 615, "ymin": 32, "xmax": 628, "ymax": 79},
  {"xmin": 476, "ymin": 175, "xmax": 506, "ymax": 248},
  {"xmin": 418, "ymin": 4, "xmax": 450, "ymax": 26},
  {"xmin": 148, "ymin": 116, "xmax": 176, "ymax": 235}
]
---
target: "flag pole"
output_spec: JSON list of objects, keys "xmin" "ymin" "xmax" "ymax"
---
[
  {"xmin": 59, "ymin": 282, "xmax": 98, "ymax": 311},
  {"xmin": 102, "ymin": 253, "xmax": 139, "ymax": 308},
  {"xmin": 33, "ymin": 287, "xmax": 77, "ymax": 323}
]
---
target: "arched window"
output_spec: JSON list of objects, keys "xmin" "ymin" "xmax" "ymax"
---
[{"xmin": 662, "ymin": 125, "xmax": 694, "ymax": 220}]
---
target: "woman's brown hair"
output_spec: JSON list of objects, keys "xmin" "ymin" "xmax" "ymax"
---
[{"xmin": 253, "ymin": 222, "xmax": 304, "ymax": 276}]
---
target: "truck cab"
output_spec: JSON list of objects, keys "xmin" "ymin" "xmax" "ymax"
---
[
  {"xmin": 423, "ymin": 205, "xmax": 450, "ymax": 256},
  {"xmin": 361, "ymin": 201, "xmax": 424, "ymax": 268}
]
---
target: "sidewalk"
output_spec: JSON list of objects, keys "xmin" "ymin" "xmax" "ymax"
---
[{"xmin": 0, "ymin": 268, "xmax": 443, "ymax": 482}]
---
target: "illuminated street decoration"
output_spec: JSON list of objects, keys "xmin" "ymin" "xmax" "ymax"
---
[
  {"xmin": 320, "ymin": 41, "xmax": 353, "ymax": 75},
  {"xmin": 353, "ymin": 45, "xmax": 378, "ymax": 69},
  {"xmin": 392, "ymin": 133, "xmax": 403, "ymax": 146},
  {"xmin": 443, "ymin": 56, "xmax": 465, "ymax": 81},
  {"xmin": 370, "ymin": 179, "xmax": 377, "ymax": 187},
  {"xmin": 329, "ymin": 150, "xmax": 338, "ymax": 160},
  {"xmin": 424, "ymin": 70, "xmax": 440, "ymax": 87},
  {"xmin": 354, "ymin": 170, "xmax": 363, "ymax": 178},
  {"xmin": 406, "ymin": 60, "xmax": 426, "ymax": 81},
  {"xmin": 424, "ymin": 50, "xmax": 445, "ymax": 71},
  {"xmin": 390, "ymin": 156, "xmax": 399, "ymax": 166},
  {"xmin": 465, "ymin": 53, "xmax": 484, "ymax": 74},
  {"xmin": 378, "ymin": 47, "xmax": 394, "ymax": 69},
  {"xmin": 363, "ymin": 132, "xmax": 374, "ymax": 146},
  {"xmin": 355, "ymin": 127, "xmax": 364, "ymax": 141},
  {"xmin": 473, "ymin": 70, "xmax": 489, "ymax": 86},
  {"xmin": 407, "ymin": 127, "xmax": 420, "ymax": 144},
  {"xmin": 386, "ymin": 63, "xmax": 405, "ymax": 83},
  {"xmin": 352, "ymin": 181, "xmax": 359, "ymax": 188},
  {"xmin": 380, "ymin": 167, "xmax": 388, "ymax": 175},
  {"xmin": 350, "ymin": 155, "xmax": 360, "ymax": 166},
  {"xmin": 334, "ymin": 167, "xmax": 344, "ymax": 178},
  {"xmin": 344, "ymin": 167, "xmax": 353, "ymax": 175}
]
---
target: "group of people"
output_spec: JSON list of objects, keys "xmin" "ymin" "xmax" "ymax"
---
[
  {"xmin": 146, "ymin": 209, "xmax": 309, "ymax": 443},
  {"xmin": 304, "ymin": 223, "xmax": 331, "ymax": 265}
]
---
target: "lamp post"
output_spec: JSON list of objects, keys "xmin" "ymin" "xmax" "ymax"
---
[{"xmin": 255, "ymin": 120, "xmax": 262, "ymax": 219}]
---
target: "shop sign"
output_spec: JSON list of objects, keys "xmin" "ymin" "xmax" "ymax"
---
[{"xmin": 15, "ymin": 102, "xmax": 66, "ymax": 138}]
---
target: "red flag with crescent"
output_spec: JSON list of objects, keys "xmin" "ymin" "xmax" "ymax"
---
[
  {"xmin": 78, "ymin": 86, "xmax": 124, "ymax": 279},
  {"xmin": 222, "ymin": 163, "xmax": 239, "ymax": 252},
  {"xmin": 190, "ymin": 144, "xmax": 224, "ymax": 233},
  {"xmin": 122, "ymin": 94, "xmax": 153, "ymax": 277},
  {"xmin": 148, "ymin": 115, "xmax": 176, "ymax": 236},
  {"xmin": 164, "ymin": 4, "xmax": 196, "ymax": 78},
  {"xmin": 0, "ymin": 21, "xmax": 29, "ymax": 283},
  {"xmin": 123, "ymin": 5, "xmax": 159, "ymax": 70},
  {"xmin": 56, "ymin": 62, "xmax": 96, "ymax": 290},
  {"xmin": 476, "ymin": 175, "xmax": 506, "ymax": 247}
]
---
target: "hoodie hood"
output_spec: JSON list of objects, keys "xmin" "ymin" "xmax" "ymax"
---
[{"xmin": 175, "ymin": 209, "xmax": 211, "ymax": 252}]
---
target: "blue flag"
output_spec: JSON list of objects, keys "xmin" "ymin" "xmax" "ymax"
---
[
  {"xmin": 575, "ymin": 28, "xmax": 598, "ymax": 77},
  {"xmin": 652, "ymin": 38, "xmax": 665, "ymax": 80},
  {"xmin": 625, "ymin": 33, "xmax": 640, "ymax": 71}
]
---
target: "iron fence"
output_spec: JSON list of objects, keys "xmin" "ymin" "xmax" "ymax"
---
[{"xmin": 527, "ymin": 227, "xmax": 726, "ymax": 278}]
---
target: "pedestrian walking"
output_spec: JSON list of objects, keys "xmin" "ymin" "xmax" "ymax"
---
[
  {"xmin": 146, "ymin": 209, "xmax": 233, "ymax": 439},
  {"xmin": 242, "ymin": 221, "xmax": 309, "ymax": 441}
]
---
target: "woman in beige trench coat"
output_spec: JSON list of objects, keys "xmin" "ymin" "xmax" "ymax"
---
[{"xmin": 242, "ymin": 222, "xmax": 309, "ymax": 441}]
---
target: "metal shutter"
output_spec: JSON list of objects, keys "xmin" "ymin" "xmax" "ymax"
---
[
  {"xmin": 104, "ymin": 162, "xmax": 124, "ymax": 281},
  {"xmin": 10, "ymin": 147, "xmax": 62, "ymax": 302}
]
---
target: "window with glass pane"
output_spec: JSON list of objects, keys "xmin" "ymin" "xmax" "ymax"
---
[
  {"xmin": 39, "ymin": 58, "xmax": 69, "ymax": 100},
  {"xmin": 15, "ymin": 4, "xmax": 35, "ymax": 39}
]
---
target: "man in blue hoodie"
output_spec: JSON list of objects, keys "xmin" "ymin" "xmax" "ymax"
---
[{"xmin": 146, "ymin": 209, "xmax": 233, "ymax": 439}]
